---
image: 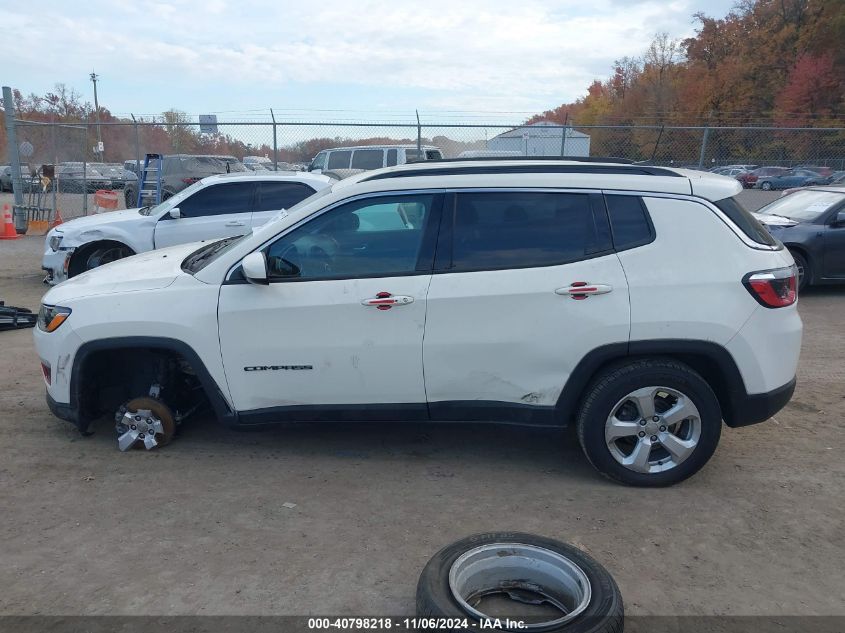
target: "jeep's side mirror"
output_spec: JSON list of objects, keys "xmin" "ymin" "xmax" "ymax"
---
[
  {"xmin": 242, "ymin": 252, "xmax": 268, "ymax": 285},
  {"xmin": 835, "ymin": 210, "xmax": 845, "ymax": 227},
  {"xmin": 169, "ymin": 207, "xmax": 181, "ymax": 219}
]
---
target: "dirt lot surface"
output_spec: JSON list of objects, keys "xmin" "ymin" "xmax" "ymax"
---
[{"xmin": 1, "ymin": 233, "xmax": 843, "ymax": 618}]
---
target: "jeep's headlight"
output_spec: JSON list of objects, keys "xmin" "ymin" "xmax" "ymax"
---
[
  {"xmin": 37, "ymin": 305, "xmax": 72, "ymax": 332},
  {"xmin": 48, "ymin": 234, "xmax": 63, "ymax": 251}
]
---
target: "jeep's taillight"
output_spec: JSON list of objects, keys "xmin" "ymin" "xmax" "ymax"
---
[{"xmin": 743, "ymin": 266, "xmax": 797, "ymax": 308}]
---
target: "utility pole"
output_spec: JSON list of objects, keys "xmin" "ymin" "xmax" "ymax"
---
[{"xmin": 90, "ymin": 72, "xmax": 103, "ymax": 161}]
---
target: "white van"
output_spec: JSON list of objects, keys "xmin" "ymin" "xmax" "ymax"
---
[{"xmin": 308, "ymin": 145, "xmax": 443, "ymax": 178}]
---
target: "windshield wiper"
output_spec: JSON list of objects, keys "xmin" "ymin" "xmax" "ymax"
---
[
  {"xmin": 183, "ymin": 237, "xmax": 239, "ymax": 272},
  {"xmin": 762, "ymin": 213, "xmax": 795, "ymax": 221}
]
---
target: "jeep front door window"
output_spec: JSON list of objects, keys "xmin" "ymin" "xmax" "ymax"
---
[{"xmin": 153, "ymin": 182, "xmax": 255, "ymax": 249}]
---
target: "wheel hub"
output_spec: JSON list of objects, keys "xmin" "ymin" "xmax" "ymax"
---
[{"xmin": 116, "ymin": 408, "xmax": 165, "ymax": 451}]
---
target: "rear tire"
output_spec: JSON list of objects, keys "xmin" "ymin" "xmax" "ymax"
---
[
  {"xmin": 789, "ymin": 249, "xmax": 810, "ymax": 291},
  {"xmin": 576, "ymin": 359, "xmax": 722, "ymax": 487}
]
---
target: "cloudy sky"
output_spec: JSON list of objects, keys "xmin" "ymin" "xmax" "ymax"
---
[{"xmin": 3, "ymin": 0, "xmax": 735, "ymax": 120}]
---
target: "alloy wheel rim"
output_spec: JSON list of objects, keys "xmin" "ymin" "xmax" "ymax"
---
[
  {"xmin": 604, "ymin": 386, "xmax": 702, "ymax": 474},
  {"xmin": 448, "ymin": 543, "xmax": 592, "ymax": 629}
]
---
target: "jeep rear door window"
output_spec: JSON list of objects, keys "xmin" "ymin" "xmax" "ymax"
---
[
  {"xmin": 327, "ymin": 151, "xmax": 352, "ymax": 170},
  {"xmin": 450, "ymin": 191, "xmax": 610, "ymax": 271},
  {"xmin": 386, "ymin": 149, "xmax": 398, "ymax": 167},
  {"xmin": 604, "ymin": 195, "xmax": 654, "ymax": 250},
  {"xmin": 255, "ymin": 182, "xmax": 317, "ymax": 211},
  {"xmin": 177, "ymin": 182, "xmax": 254, "ymax": 217},
  {"xmin": 265, "ymin": 194, "xmax": 438, "ymax": 280},
  {"xmin": 351, "ymin": 149, "xmax": 384, "ymax": 170}
]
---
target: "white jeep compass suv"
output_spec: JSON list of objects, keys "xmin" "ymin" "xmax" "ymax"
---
[{"xmin": 34, "ymin": 159, "xmax": 801, "ymax": 486}]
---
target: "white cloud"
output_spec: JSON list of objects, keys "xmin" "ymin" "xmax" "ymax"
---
[{"xmin": 1, "ymin": 0, "xmax": 731, "ymax": 113}]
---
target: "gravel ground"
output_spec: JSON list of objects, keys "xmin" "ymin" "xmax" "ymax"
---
[{"xmin": 0, "ymin": 226, "xmax": 842, "ymax": 618}]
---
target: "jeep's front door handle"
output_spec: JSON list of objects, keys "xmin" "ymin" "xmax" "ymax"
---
[
  {"xmin": 361, "ymin": 292, "xmax": 415, "ymax": 310},
  {"xmin": 555, "ymin": 282, "xmax": 613, "ymax": 300},
  {"xmin": 225, "ymin": 220, "xmax": 246, "ymax": 227}
]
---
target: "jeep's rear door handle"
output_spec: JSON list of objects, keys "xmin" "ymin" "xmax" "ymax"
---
[
  {"xmin": 361, "ymin": 292, "xmax": 414, "ymax": 310},
  {"xmin": 555, "ymin": 282, "xmax": 613, "ymax": 299},
  {"xmin": 225, "ymin": 220, "xmax": 246, "ymax": 227}
]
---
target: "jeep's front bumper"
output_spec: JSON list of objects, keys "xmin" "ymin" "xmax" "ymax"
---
[{"xmin": 42, "ymin": 247, "xmax": 74, "ymax": 285}]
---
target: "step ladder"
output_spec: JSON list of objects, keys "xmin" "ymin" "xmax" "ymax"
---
[{"xmin": 137, "ymin": 153, "xmax": 163, "ymax": 207}]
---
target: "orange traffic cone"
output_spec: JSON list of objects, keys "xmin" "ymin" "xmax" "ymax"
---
[
  {"xmin": 50, "ymin": 206, "xmax": 64, "ymax": 228},
  {"xmin": 0, "ymin": 205, "xmax": 20, "ymax": 240}
]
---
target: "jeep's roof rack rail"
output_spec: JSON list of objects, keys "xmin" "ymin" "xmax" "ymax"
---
[
  {"xmin": 360, "ymin": 162, "xmax": 684, "ymax": 182},
  {"xmin": 411, "ymin": 156, "xmax": 636, "ymax": 164}
]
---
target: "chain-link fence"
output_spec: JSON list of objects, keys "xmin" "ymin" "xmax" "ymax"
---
[{"xmin": 3, "ymin": 114, "xmax": 845, "ymax": 229}]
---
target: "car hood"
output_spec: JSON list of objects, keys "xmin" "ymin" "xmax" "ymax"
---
[
  {"xmin": 42, "ymin": 242, "xmax": 203, "ymax": 303},
  {"xmin": 53, "ymin": 208, "xmax": 146, "ymax": 235}
]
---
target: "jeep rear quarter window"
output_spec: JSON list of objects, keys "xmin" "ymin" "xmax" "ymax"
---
[
  {"xmin": 450, "ymin": 191, "xmax": 612, "ymax": 271},
  {"xmin": 605, "ymin": 195, "xmax": 654, "ymax": 250},
  {"xmin": 714, "ymin": 196, "xmax": 778, "ymax": 246}
]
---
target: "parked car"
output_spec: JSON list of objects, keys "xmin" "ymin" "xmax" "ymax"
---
[
  {"xmin": 796, "ymin": 165, "xmax": 833, "ymax": 177},
  {"xmin": 711, "ymin": 164, "xmax": 757, "ymax": 173},
  {"xmin": 754, "ymin": 186, "xmax": 845, "ymax": 290},
  {"xmin": 123, "ymin": 159, "xmax": 142, "ymax": 175},
  {"xmin": 711, "ymin": 167, "xmax": 754, "ymax": 187},
  {"xmin": 740, "ymin": 166, "xmax": 787, "ymax": 188},
  {"xmin": 755, "ymin": 168, "xmax": 830, "ymax": 190},
  {"xmin": 123, "ymin": 155, "xmax": 248, "ymax": 207},
  {"xmin": 89, "ymin": 163, "xmax": 137, "ymax": 189},
  {"xmin": 243, "ymin": 156, "xmax": 274, "ymax": 171},
  {"xmin": 42, "ymin": 172, "xmax": 332, "ymax": 284},
  {"xmin": 55, "ymin": 163, "xmax": 110, "ymax": 193},
  {"xmin": 34, "ymin": 159, "xmax": 800, "ymax": 488},
  {"xmin": 1, "ymin": 164, "xmax": 35, "ymax": 192},
  {"xmin": 308, "ymin": 145, "xmax": 443, "ymax": 179}
]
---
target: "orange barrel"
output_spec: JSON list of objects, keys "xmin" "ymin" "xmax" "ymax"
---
[{"xmin": 94, "ymin": 189, "xmax": 119, "ymax": 210}]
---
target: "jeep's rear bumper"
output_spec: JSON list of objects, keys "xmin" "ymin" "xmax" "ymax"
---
[{"xmin": 727, "ymin": 377, "xmax": 796, "ymax": 428}]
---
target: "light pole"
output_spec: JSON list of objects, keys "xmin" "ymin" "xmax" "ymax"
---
[{"xmin": 90, "ymin": 71, "xmax": 103, "ymax": 161}]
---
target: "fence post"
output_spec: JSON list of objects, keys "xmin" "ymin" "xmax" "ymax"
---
[
  {"xmin": 697, "ymin": 125, "xmax": 710, "ymax": 169},
  {"xmin": 82, "ymin": 123, "xmax": 89, "ymax": 216},
  {"xmin": 560, "ymin": 113, "xmax": 569, "ymax": 156},
  {"xmin": 270, "ymin": 108, "xmax": 278, "ymax": 170},
  {"xmin": 416, "ymin": 110, "xmax": 422, "ymax": 155},
  {"xmin": 2, "ymin": 86, "xmax": 26, "ymax": 233},
  {"xmin": 131, "ymin": 114, "xmax": 140, "ymax": 173}
]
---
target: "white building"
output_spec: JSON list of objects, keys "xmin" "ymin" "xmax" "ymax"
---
[{"xmin": 488, "ymin": 121, "xmax": 591, "ymax": 157}]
